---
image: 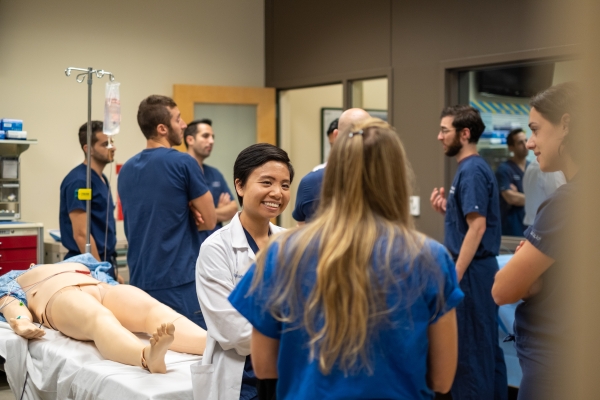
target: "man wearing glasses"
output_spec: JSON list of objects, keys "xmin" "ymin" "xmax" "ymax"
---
[{"xmin": 430, "ymin": 106, "xmax": 507, "ymax": 400}]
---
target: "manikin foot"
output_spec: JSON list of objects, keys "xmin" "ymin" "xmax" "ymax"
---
[{"xmin": 143, "ymin": 323, "xmax": 175, "ymax": 373}]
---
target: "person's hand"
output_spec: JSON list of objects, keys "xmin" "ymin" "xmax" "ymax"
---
[
  {"xmin": 189, "ymin": 201, "xmax": 205, "ymax": 228},
  {"xmin": 116, "ymin": 274, "xmax": 125, "ymax": 284},
  {"xmin": 509, "ymin": 183, "xmax": 518, "ymax": 191},
  {"xmin": 217, "ymin": 193, "xmax": 231, "ymax": 208},
  {"xmin": 515, "ymin": 240, "xmax": 526, "ymax": 253},
  {"xmin": 430, "ymin": 187, "xmax": 447, "ymax": 215},
  {"xmin": 456, "ymin": 267, "xmax": 465, "ymax": 282},
  {"xmin": 9, "ymin": 318, "xmax": 45, "ymax": 339}
]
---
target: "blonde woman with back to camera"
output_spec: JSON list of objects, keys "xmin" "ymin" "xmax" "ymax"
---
[{"xmin": 229, "ymin": 118, "xmax": 464, "ymax": 399}]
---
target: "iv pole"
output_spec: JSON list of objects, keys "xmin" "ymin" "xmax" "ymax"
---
[{"xmin": 64, "ymin": 67, "xmax": 115, "ymax": 255}]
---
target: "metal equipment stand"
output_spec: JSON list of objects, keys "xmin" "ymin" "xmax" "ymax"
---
[{"xmin": 64, "ymin": 67, "xmax": 115, "ymax": 255}]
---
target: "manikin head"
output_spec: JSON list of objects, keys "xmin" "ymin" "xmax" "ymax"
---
[
  {"xmin": 506, "ymin": 128, "xmax": 529, "ymax": 160},
  {"xmin": 183, "ymin": 119, "xmax": 214, "ymax": 163},
  {"xmin": 78, "ymin": 120, "xmax": 115, "ymax": 166},
  {"xmin": 233, "ymin": 143, "xmax": 294, "ymax": 222},
  {"xmin": 137, "ymin": 95, "xmax": 187, "ymax": 147},
  {"xmin": 438, "ymin": 105, "xmax": 485, "ymax": 158},
  {"xmin": 527, "ymin": 82, "xmax": 578, "ymax": 173}
]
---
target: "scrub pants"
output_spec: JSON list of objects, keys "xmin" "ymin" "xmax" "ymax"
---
[
  {"xmin": 451, "ymin": 257, "xmax": 507, "ymax": 400},
  {"xmin": 515, "ymin": 335, "xmax": 566, "ymax": 400},
  {"xmin": 145, "ymin": 281, "xmax": 207, "ymax": 330}
]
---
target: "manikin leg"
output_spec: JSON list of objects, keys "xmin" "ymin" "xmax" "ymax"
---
[
  {"xmin": 101, "ymin": 284, "xmax": 206, "ymax": 355},
  {"xmin": 49, "ymin": 290, "xmax": 174, "ymax": 373}
]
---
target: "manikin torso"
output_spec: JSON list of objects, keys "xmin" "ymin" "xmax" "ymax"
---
[{"xmin": 16, "ymin": 263, "xmax": 100, "ymax": 326}]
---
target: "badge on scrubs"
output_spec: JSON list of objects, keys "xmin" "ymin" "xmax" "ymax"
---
[{"xmin": 75, "ymin": 188, "xmax": 92, "ymax": 201}]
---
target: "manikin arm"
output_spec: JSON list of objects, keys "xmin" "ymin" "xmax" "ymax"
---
[{"xmin": 0, "ymin": 296, "xmax": 45, "ymax": 339}]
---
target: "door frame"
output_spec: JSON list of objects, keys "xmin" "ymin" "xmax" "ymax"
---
[{"xmin": 172, "ymin": 84, "xmax": 276, "ymax": 152}]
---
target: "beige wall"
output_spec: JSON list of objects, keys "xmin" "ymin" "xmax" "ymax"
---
[
  {"xmin": 278, "ymin": 84, "xmax": 343, "ymax": 228},
  {"xmin": 352, "ymin": 78, "xmax": 388, "ymax": 110},
  {"xmin": 0, "ymin": 0, "xmax": 264, "ymax": 239}
]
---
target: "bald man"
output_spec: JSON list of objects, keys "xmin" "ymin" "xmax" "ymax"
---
[{"xmin": 292, "ymin": 108, "xmax": 370, "ymax": 224}]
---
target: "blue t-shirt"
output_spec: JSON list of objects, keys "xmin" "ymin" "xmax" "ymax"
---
[
  {"xmin": 198, "ymin": 164, "xmax": 234, "ymax": 244},
  {"xmin": 229, "ymin": 235, "xmax": 464, "ymax": 400},
  {"xmin": 515, "ymin": 177, "xmax": 574, "ymax": 352},
  {"xmin": 59, "ymin": 164, "xmax": 116, "ymax": 261},
  {"xmin": 292, "ymin": 168, "xmax": 324, "ymax": 222},
  {"xmin": 496, "ymin": 160, "xmax": 529, "ymax": 236},
  {"xmin": 445, "ymin": 155, "xmax": 501, "ymax": 259},
  {"xmin": 118, "ymin": 148, "xmax": 209, "ymax": 290}
]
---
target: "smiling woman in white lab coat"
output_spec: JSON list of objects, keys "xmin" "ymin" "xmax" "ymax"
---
[{"xmin": 194, "ymin": 143, "xmax": 294, "ymax": 400}]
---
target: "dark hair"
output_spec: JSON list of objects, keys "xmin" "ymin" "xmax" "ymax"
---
[
  {"xmin": 506, "ymin": 128, "xmax": 524, "ymax": 147},
  {"xmin": 78, "ymin": 120, "xmax": 103, "ymax": 150},
  {"xmin": 530, "ymin": 82, "xmax": 579, "ymax": 158},
  {"xmin": 137, "ymin": 95, "xmax": 177, "ymax": 139},
  {"xmin": 530, "ymin": 82, "xmax": 578, "ymax": 125},
  {"xmin": 183, "ymin": 119, "xmax": 213, "ymax": 149},
  {"xmin": 327, "ymin": 118, "xmax": 338, "ymax": 136},
  {"xmin": 233, "ymin": 143, "xmax": 294, "ymax": 206},
  {"xmin": 440, "ymin": 105, "xmax": 486, "ymax": 144}
]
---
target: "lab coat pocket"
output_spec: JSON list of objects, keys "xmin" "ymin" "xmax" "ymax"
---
[{"xmin": 191, "ymin": 362, "xmax": 218, "ymax": 400}]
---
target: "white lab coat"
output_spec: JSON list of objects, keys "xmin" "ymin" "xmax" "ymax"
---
[{"xmin": 191, "ymin": 212, "xmax": 284, "ymax": 400}]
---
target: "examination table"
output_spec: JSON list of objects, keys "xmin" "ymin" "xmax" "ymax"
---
[{"xmin": 0, "ymin": 322, "xmax": 201, "ymax": 400}]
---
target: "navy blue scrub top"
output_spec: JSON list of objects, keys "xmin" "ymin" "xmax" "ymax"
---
[
  {"xmin": 445, "ymin": 155, "xmax": 501, "ymax": 259},
  {"xmin": 198, "ymin": 164, "xmax": 234, "ymax": 244},
  {"xmin": 515, "ymin": 175, "xmax": 575, "ymax": 347},
  {"xmin": 292, "ymin": 168, "xmax": 324, "ymax": 222},
  {"xmin": 118, "ymin": 148, "xmax": 209, "ymax": 290},
  {"xmin": 496, "ymin": 160, "xmax": 529, "ymax": 236},
  {"xmin": 59, "ymin": 164, "xmax": 117, "ymax": 265}
]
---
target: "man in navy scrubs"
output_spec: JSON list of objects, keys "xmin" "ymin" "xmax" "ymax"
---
[
  {"xmin": 292, "ymin": 109, "xmax": 369, "ymax": 224},
  {"xmin": 496, "ymin": 128, "xmax": 529, "ymax": 236},
  {"xmin": 430, "ymin": 105, "xmax": 507, "ymax": 400},
  {"xmin": 118, "ymin": 95, "xmax": 216, "ymax": 329},
  {"xmin": 59, "ymin": 121, "xmax": 122, "ymax": 282},
  {"xmin": 183, "ymin": 119, "xmax": 237, "ymax": 244}
]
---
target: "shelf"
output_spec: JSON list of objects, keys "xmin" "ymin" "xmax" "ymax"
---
[
  {"xmin": 0, "ymin": 139, "xmax": 37, "ymax": 157},
  {"xmin": 0, "ymin": 139, "xmax": 37, "ymax": 145}
]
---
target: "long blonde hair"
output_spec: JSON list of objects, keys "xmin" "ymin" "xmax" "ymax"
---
[{"xmin": 252, "ymin": 118, "xmax": 439, "ymax": 374}]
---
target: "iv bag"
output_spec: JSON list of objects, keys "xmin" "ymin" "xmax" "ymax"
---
[{"xmin": 103, "ymin": 82, "xmax": 121, "ymax": 138}]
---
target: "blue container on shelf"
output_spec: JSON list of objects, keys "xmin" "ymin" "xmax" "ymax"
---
[
  {"xmin": 0, "ymin": 131, "xmax": 5, "ymax": 140},
  {"xmin": 0, "ymin": 119, "xmax": 23, "ymax": 131}
]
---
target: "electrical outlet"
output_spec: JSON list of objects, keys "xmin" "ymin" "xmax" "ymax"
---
[{"xmin": 410, "ymin": 196, "xmax": 420, "ymax": 216}]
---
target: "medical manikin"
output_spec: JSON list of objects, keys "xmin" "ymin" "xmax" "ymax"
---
[{"xmin": 0, "ymin": 255, "xmax": 206, "ymax": 373}]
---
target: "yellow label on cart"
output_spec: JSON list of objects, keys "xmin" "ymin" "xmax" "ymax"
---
[{"xmin": 76, "ymin": 188, "xmax": 92, "ymax": 200}]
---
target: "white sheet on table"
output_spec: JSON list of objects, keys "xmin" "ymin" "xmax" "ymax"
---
[{"xmin": 0, "ymin": 322, "xmax": 202, "ymax": 400}]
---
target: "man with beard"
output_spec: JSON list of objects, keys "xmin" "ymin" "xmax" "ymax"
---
[
  {"xmin": 183, "ymin": 119, "xmax": 237, "ymax": 244},
  {"xmin": 60, "ymin": 121, "xmax": 123, "ymax": 282},
  {"xmin": 496, "ymin": 128, "xmax": 530, "ymax": 236},
  {"xmin": 118, "ymin": 95, "xmax": 216, "ymax": 329},
  {"xmin": 430, "ymin": 105, "xmax": 507, "ymax": 400}
]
